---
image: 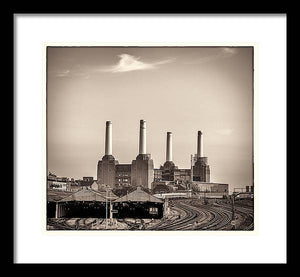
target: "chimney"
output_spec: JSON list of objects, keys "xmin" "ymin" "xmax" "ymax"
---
[
  {"xmin": 166, "ymin": 132, "xmax": 173, "ymax": 161},
  {"xmin": 105, "ymin": 121, "xmax": 112, "ymax": 155},
  {"xmin": 197, "ymin": 131, "xmax": 203, "ymax": 158},
  {"xmin": 139, "ymin": 120, "xmax": 146, "ymax": 154}
]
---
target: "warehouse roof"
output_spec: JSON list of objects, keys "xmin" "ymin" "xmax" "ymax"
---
[
  {"xmin": 47, "ymin": 189, "xmax": 73, "ymax": 202},
  {"xmin": 58, "ymin": 188, "xmax": 107, "ymax": 202},
  {"xmin": 92, "ymin": 189, "xmax": 119, "ymax": 201},
  {"xmin": 114, "ymin": 187, "xmax": 164, "ymax": 203}
]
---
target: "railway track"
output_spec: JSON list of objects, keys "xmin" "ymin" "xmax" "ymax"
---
[
  {"xmin": 147, "ymin": 198, "xmax": 253, "ymax": 231},
  {"xmin": 148, "ymin": 199, "xmax": 225, "ymax": 230},
  {"xmin": 47, "ymin": 218, "xmax": 74, "ymax": 230},
  {"xmin": 187, "ymin": 200, "xmax": 232, "ymax": 230},
  {"xmin": 215, "ymin": 202, "xmax": 254, "ymax": 230},
  {"xmin": 47, "ymin": 199, "xmax": 254, "ymax": 231},
  {"xmin": 48, "ymin": 218, "xmax": 100, "ymax": 230}
]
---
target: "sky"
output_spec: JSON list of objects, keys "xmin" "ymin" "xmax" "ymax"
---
[{"xmin": 47, "ymin": 47, "xmax": 253, "ymax": 192}]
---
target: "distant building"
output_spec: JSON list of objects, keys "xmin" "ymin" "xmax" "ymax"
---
[
  {"xmin": 47, "ymin": 172, "xmax": 71, "ymax": 191},
  {"xmin": 95, "ymin": 121, "xmax": 226, "ymax": 193},
  {"xmin": 192, "ymin": 131, "xmax": 210, "ymax": 182},
  {"xmin": 76, "ymin": 178, "xmax": 94, "ymax": 189},
  {"xmin": 83, "ymin": 177, "xmax": 94, "ymax": 182},
  {"xmin": 192, "ymin": 182, "xmax": 229, "ymax": 198}
]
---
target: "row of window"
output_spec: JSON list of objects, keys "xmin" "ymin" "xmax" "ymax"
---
[{"xmin": 117, "ymin": 179, "xmax": 129, "ymax": 182}]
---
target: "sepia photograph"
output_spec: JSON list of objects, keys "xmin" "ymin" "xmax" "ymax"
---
[
  {"xmin": 46, "ymin": 46, "xmax": 254, "ymax": 231},
  {"xmin": 14, "ymin": 13, "xmax": 287, "ymax": 264}
]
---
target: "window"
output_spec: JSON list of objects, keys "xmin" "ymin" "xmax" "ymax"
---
[{"xmin": 149, "ymin": 207, "xmax": 158, "ymax": 215}]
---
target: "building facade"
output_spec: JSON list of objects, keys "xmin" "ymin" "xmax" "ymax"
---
[{"xmin": 97, "ymin": 120, "xmax": 154, "ymax": 190}]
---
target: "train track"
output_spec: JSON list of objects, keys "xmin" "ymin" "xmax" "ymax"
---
[
  {"xmin": 47, "ymin": 218, "xmax": 74, "ymax": 230},
  {"xmin": 215, "ymin": 202, "xmax": 254, "ymax": 230},
  {"xmin": 47, "ymin": 218, "xmax": 100, "ymax": 230},
  {"xmin": 148, "ymin": 199, "xmax": 219, "ymax": 230},
  {"xmin": 47, "ymin": 199, "xmax": 254, "ymax": 231},
  {"xmin": 147, "ymin": 199, "xmax": 253, "ymax": 231},
  {"xmin": 188, "ymin": 200, "xmax": 232, "ymax": 230}
]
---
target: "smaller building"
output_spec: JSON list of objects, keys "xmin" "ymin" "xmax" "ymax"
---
[
  {"xmin": 47, "ymin": 189, "xmax": 74, "ymax": 218},
  {"xmin": 83, "ymin": 177, "xmax": 94, "ymax": 182},
  {"xmin": 75, "ymin": 178, "xmax": 95, "ymax": 190},
  {"xmin": 192, "ymin": 182, "xmax": 229, "ymax": 198},
  {"xmin": 113, "ymin": 187, "xmax": 164, "ymax": 219},
  {"xmin": 56, "ymin": 189, "xmax": 109, "ymax": 218},
  {"xmin": 152, "ymin": 181, "xmax": 172, "ymax": 194},
  {"xmin": 91, "ymin": 180, "xmax": 99, "ymax": 191},
  {"xmin": 115, "ymin": 164, "xmax": 131, "ymax": 186},
  {"xmin": 154, "ymin": 168, "xmax": 163, "ymax": 182},
  {"xmin": 47, "ymin": 173, "xmax": 71, "ymax": 191}
]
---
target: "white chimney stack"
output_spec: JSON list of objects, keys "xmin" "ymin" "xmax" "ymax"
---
[
  {"xmin": 139, "ymin": 120, "xmax": 146, "ymax": 154},
  {"xmin": 197, "ymin": 130, "xmax": 203, "ymax": 158},
  {"xmin": 105, "ymin": 121, "xmax": 112, "ymax": 155},
  {"xmin": 166, "ymin": 132, "xmax": 173, "ymax": 162}
]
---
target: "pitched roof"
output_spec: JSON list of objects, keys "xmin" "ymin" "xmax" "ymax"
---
[
  {"xmin": 92, "ymin": 189, "xmax": 119, "ymax": 201},
  {"xmin": 114, "ymin": 187, "xmax": 164, "ymax": 203},
  {"xmin": 58, "ymin": 188, "xmax": 107, "ymax": 202},
  {"xmin": 47, "ymin": 189, "xmax": 73, "ymax": 202}
]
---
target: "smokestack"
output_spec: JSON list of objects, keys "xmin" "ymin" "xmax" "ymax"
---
[
  {"xmin": 139, "ymin": 120, "xmax": 146, "ymax": 154},
  {"xmin": 197, "ymin": 130, "xmax": 203, "ymax": 158},
  {"xmin": 105, "ymin": 121, "xmax": 112, "ymax": 155},
  {"xmin": 166, "ymin": 132, "xmax": 173, "ymax": 161}
]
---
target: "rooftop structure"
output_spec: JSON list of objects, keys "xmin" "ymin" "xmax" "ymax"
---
[{"xmin": 113, "ymin": 186, "xmax": 163, "ymax": 203}]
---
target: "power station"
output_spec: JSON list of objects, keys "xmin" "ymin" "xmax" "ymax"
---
[
  {"xmin": 96, "ymin": 119, "xmax": 212, "ymax": 189},
  {"xmin": 48, "ymin": 119, "xmax": 240, "ymax": 228}
]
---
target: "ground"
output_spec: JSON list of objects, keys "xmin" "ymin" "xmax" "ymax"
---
[{"xmin": 47, "ymin": 198, "xmax": 254, "ymax": 231}]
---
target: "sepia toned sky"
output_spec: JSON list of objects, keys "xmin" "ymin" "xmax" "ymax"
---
[{"xmin": 47, "ymin": 47, "xmax": 253, "ymax": 192}]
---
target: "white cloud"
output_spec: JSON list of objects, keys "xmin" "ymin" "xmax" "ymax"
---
[
  {"xmin": 102, "ymin": 54, "xmax": 172, "ymax": 73},
  {"xmin": 222, "ymin": 47, "xmax": 237, "ymax": 56},
  {"xmin": 51, "ymin": 68, "xmax": 90, "ymax": 79},
  {"xmin": 55, "ymin": 70, "xmax": 70, "ymax": 77},
  {"xmin": 185, "ymin": 47, "xmax": 238, "ymax": 65},
  {"xmin": 50, "ymin": 54, "xmax": 173, "ymax": 78}
]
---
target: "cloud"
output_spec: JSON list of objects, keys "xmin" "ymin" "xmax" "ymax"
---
[
  {"xmin": 55, "ymin": 70, "xmax": 70, "ymax": 77},
  {"xmin": 50, "ymin": 67, "xmax": 90, "ymax": 79},
  {"xmin": 221, "ymin": 47, "xmax": 237, "ymax": 56},
  {"xmin": 49, "ymin": 54, "xmax": 173, "ymax": 78},
  {"xmin": 185, "ymin": 47, "xmax": 238, "ymax": 65},
  {"xmin": 102, "ymin": 54, "xmax": 172, "ymax": 73}
]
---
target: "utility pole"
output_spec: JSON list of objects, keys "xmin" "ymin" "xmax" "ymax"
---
[
  {"xmin": 231, "ymin": 193, "xmax": 238, "ymax": 230},
  {"xmin": 105, "ymin": 185, "xmax": 110, "ymax": 229},
  {"xmin": 190, "ymin": 154, "xmax": 193, "ymax": 188},
  {"xmin": 109, "ymin": 189, "xmax": 112, "ymax": 221},
  {"xmin": 105, "ymin": 186, "xmax": 107, "ymax": 229},
  {"xmin": 231, "ymin": 194, "xmax": 235, "ymax": 220}
]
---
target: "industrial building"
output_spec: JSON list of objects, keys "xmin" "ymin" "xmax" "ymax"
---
[
  {"xmin": 97, "ymin": 120, "xmax": 154, "ymax": 190},
  {"xmin": 96, "ymin": 120, "xmax": 227, "ymax": 196},
  {"xmin": 48, "ymin": 186, "xmax": 163, "ymax": 219},
  {"xmin": 47, "ymin": 173, "xmax": 72, "ymax": 191},
  {"xmin": 47, "ymin": 187, "xmax": 119, "ymax": 218},
  {"xmin": 153, "ymin": 130, "xmax": 210, "ymax": 186},
  {"xmin": 112, "ymin": 187, "xmax": 164, "ymax": 219},
  {"xmin": 47, "ymin": 119, "xmax": 231, "ymax": 222},
  {"xmin": 192, "ymin": 182, "xmax": 229, "ymax": 198}
]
